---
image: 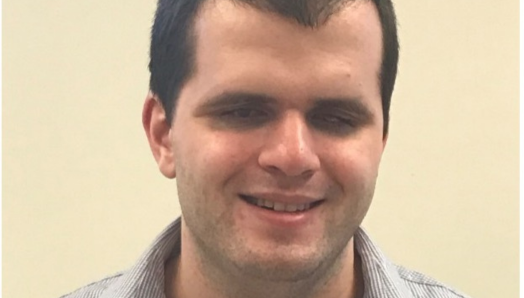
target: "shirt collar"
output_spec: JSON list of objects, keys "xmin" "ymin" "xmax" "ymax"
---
[
  {"xmin": 101, "ymin": 217, "xmax": 413, "ymax": 298},
  {"xmin": 355, "ymin": 227, "xmax": 414, "ymax": 298}
]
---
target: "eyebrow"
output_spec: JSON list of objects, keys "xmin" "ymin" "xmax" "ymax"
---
[
  {"xmin": 194, "ymin": 91, "xmax": 278, "ymax": 116},
  {"xmin": 194, "ymin": 91, "xmax": 375, "ymax": 122},
  {"xmin": 311, "ymin": 97, "xmax": 375, "ymax": 124}
]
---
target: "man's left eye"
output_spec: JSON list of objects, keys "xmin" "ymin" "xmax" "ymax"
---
[
  {"xmin": 308, "ymin": 113, "xmax": 357, "ymax": 135},
  {"xmin": 320, "ymin": 115, "xmax": 344, "ymax": 123},
  {"xmin": 312, "ymin": 113, "xmax": 353, "ymax": 125}
]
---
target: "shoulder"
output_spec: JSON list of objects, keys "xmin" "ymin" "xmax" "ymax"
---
[
  {"xmin": 59, "ymin": 272, "xmax": 124, "ymax": 298},
  {"xmin": 354, "ymin": 228, "xmax": 471, "ymax": 298},
  {"xmin": 395, "ymin": 265, "xmax": 471, "ymax": 298}
]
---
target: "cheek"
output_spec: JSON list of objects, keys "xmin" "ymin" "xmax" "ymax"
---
[
  {"xmin": 323, "ymin": 139, "xmax": 383, "ymax": 193},
  {"xmin": 177, "ymin": 130, "xmax": 256, "ymax": 189},
  {"xmin": 322, "ymin": 142, "xmax": 382, "ymax": 228},
  {"xmin": 207, "ymin": 134, "xmax": 253, "ymax": 170}
]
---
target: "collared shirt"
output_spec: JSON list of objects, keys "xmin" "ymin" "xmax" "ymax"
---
[{"xmin": 61, "ymin": 217, "xmax": 470, "ymax": 298}]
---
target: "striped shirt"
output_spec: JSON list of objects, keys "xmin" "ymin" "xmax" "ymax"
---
[{"xmin": 61, "ymin": 217, "xmax": 470, "ymax": 298}]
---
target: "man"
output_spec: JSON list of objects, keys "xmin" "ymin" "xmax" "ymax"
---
[{"xmin": 62, "ymin": 0, "xmax": 470, "ymax": 297}]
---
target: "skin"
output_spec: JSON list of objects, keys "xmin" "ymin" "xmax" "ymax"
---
[{"xmin": 143, "ymin": 0, "xmax": 386, "ymax": 297}]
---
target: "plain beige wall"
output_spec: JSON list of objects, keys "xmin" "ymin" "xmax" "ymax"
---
[{"xmin": 3, "ymin": 1, "xmax": 518, "ymax": 298}]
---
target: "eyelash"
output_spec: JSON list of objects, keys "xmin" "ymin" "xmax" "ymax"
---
[
  {"xmin": 308, "ymin": 113, "xmax": 356, "ymax": 133},
  {"xmin": 216, "ymin": 108, "xmax": 271, "ymax": 128},
  {"xmin": 221, "ymin": 108, "xmax": 268, "ymax": 119},
  {"xmin": 216, "ymin": 108, "xmax": 357, "ymax": 134},
  {"xmin": 311, "ymin": 114, "xmax": 352, "ymax": 124}
]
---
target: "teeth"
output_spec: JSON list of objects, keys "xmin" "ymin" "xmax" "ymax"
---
[
  {"xmin": 285, "ymin": 204, "xmax": 297, "ymax": 212},
  {"xmin": 274, "ymin": 202, "xmax": 285, "ymax": 211},
  {"xmin": 255, "ymin": 198, "xmax": 312, "ymax": 213}
]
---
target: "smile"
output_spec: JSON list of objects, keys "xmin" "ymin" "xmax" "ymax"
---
[{"xmin": 239, "ymin": 194, "xmax": 324, "ymax": 213}]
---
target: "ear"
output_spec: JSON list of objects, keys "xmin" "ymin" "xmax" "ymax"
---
[
  {"xmin": 142, "ymin": 92, "xmax": 176, "ymax": 179},
  {"xmin": 382, "ymin": 133, "xmax": 388, "ymax": 150}
]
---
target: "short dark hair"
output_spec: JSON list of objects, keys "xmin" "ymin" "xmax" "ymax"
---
[{"xmin": 149, "ymin": 0, "xmax": 399, "ymax": 135}]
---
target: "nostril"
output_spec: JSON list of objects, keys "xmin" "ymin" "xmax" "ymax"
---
[{"xmin": 261, "ymin": 165, "xmax": 317, "ymax": 179}]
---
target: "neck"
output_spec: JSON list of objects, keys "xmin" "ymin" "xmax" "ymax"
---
[{"xmin": 165, "ymin": 225, "xmax": 364, "ymax": 298}]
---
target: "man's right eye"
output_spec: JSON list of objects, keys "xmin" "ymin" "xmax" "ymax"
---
[
  {"xmin": 215, "ymin": 108, "xmax": 270, "ymax": 128},
  {"xmin": 224, "ymin": 108, "xmax": 266, "ymax": 119}
]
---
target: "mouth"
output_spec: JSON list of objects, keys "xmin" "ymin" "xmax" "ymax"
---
[{"xmin": 239, "ymin": 194, "xmax": 324, "ymax": 213}]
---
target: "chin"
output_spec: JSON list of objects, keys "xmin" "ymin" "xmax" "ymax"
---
[
  {"xmin": 230, "ymin": 243, "xmax": 330, "ymax": 282},
  {"xmin": 238, "ymin": 259, "xmax": 322, "ymax": 282}
]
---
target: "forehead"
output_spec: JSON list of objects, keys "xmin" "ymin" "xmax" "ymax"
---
[
  {"xmin": 193, "ymin": 0, "xmax": 382, "ymax": 63},
  {"xmin": 183, "ymin": 0, "xmax": 382, "ymax": 109}
]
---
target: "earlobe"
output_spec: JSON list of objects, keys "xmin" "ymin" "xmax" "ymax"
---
[{"xmin": 142, "ymin": 92, "xmax": 177, "ymax": 179}]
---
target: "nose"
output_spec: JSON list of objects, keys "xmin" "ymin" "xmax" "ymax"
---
[{"xmin": 258, "ymin": 111, "xmax": 320, "ymax": 178}]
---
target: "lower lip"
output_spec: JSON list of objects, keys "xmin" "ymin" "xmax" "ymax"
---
[{"xmin": 239, "ymin": 197, "xmax": 322, "ymax": 228}]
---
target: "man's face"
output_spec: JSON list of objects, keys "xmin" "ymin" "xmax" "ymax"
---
[{"xmin": 167, "ymin": 0, "xmax": 385, "ymax": 281}]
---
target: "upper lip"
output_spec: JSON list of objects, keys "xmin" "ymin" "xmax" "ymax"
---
[{"xmin": 241, "ymin": 192, "xmax": 323, "ymax": 205}]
